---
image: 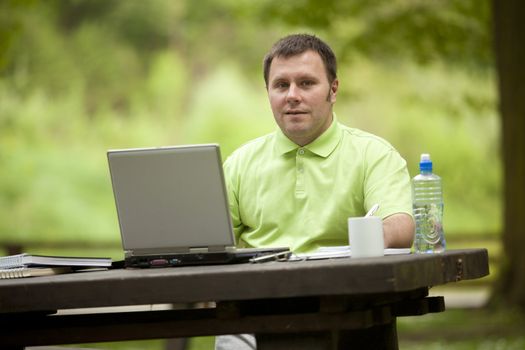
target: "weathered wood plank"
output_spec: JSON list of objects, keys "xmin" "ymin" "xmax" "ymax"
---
[{"xmin": 0, "ymin": 249, "xmax": 488, "ymax": 313}]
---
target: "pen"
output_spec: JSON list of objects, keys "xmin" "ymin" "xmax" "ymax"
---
[
  {"xmin": 249, "ymin": 251, "xmax": 292, "ymax": 263},
  {"xmin": 365, "ymin": 203, "xmax": 380, "ymax": 217}
]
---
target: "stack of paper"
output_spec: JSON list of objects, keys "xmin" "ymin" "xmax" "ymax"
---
[
  {"xmin": 290, "ymin": 246, "xmax": 411, "ymax": 261},
  {"xmin": 0, "ymin": 253, "xmax": 112, "ymax": 279}
]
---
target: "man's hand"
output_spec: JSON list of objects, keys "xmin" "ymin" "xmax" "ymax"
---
[{"xmin": 382, "ymin": 213, "xmax": 415, "ymax": 248}]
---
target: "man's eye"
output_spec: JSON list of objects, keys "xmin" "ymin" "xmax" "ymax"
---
[
  {"xmin": 275, "ymin": 82, "xmax": 289, "ymax": 89},
  {"xmin": 301, "ymin": 80, "xmax": 314, "ymax": 87}
]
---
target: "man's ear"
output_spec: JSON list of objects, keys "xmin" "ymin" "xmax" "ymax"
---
[{"xmin": 330, "ymin": 79, "xmax": 339, "ymax": 103}]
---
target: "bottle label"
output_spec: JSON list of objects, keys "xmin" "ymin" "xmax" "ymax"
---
[{"xmin": 414, "ymin": 203, "xmax": 443, "ymax": 245}]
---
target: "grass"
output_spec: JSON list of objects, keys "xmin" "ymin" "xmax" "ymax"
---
[{"xmin": 398, "ymin": 307, "xmax": 525, "ymax": 349}]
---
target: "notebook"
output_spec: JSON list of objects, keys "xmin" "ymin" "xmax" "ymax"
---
[
  {"xmin": 0, "ymin": 267, "xmax": 73, "ymax": 279},
  {"xmin": 0, "ymin": 253, "xmax": 112, "ymax": 269},
  {"xmin": 289, "ymin": 246, "xmax": 411, "ymax": 261},
  {"xmin": 107, "ymin": 144, "xmax": 289, "ymax": 268}
]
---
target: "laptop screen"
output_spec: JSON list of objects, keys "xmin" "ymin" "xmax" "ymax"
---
[{"xmin": 107, "ymin": 144, "xmax": 236, "ymax": 253}]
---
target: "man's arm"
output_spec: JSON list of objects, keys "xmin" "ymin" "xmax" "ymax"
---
[{"xmin": 382, "ymin": 213, "xmax": 415, "ymax": 248}]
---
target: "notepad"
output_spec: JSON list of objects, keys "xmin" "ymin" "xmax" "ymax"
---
[
  {"xmin": 289, "ymin": 246, "xmax": 411, "ymax": 261},
  {"xmin": 0, "ymin": 266, "xmax": 73, "ymax": 279},
  {"xmin": 0, "ymin": 253, "xmax": 112, "ymax": 269}
]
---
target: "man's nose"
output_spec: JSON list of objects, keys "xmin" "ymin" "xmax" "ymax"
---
[{"xmin": 286, "ymin": 84, "xmax": 301, "ymax": 103}]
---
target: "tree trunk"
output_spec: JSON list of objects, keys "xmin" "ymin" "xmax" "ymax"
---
[{"xmin": 492, "ymin": 0, "xmax": 525, "ymax": 310}]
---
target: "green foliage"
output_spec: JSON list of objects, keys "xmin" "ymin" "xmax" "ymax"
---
[
  {"xmin": 181, "ymin": 63, "xmax": 275, "ymax": 156},
  {"xmin": 0, "ymin": 0, "xmax": 500, "ymax": 249},
  {"xmin": 250, "ymin": 0, "xmax": 492, "ymax": 69}
]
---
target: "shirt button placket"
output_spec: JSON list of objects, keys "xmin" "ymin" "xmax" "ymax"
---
[{"xmin": 296, "ymin": 148, "xmax": 305, "ymax": 196}]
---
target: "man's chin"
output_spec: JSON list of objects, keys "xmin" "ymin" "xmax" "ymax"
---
[
  {"xmin": 282, "ymin": 115, "xmax": 310, "ymax": 128},
  {"xmin": 284, "ymin": 125, "xmax": 311, "ymax": 139},
  {"xmin": 284, "ymin": 119, "xmax": 307, "ymax": 129}
]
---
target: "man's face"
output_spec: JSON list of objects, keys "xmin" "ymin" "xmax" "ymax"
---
[{"xmin": 267, "ymin": 50, "xmax": 338, "ymax": 146}]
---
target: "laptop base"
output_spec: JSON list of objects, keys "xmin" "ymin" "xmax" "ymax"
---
[{"xmin": 125, "ymin": 248, "xmax": 289, "ymax": 268}]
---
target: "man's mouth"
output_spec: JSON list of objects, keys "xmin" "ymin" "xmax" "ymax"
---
[{"xmin": 285, "ymin": 110, "xmax": 308, "ymax": 115}]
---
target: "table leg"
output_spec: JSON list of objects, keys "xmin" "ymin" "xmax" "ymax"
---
[
  {"xmin": 256, "ymin": 319, "xmax": 398, "ymax": 350},
  {"xmin": 257, "ymin": 332, "xmax": 333, "ymax": 350},
  {"xmin": 337, "ymin": 321, "xmax": 398, "ymax": 350}
]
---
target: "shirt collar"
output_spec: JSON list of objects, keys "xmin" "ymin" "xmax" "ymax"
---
[
  {"xmin": 275, "ymin": 129, "xmax": 300, "ymax": 155},
  {"xmin": 274, "ymin": 114, "xmax": 342, "ymax": 158}
]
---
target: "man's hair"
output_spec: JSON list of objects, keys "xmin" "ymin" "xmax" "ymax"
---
[{"xmin": 263, "ymin": 34, "xmax": 337, "ymax": 88}]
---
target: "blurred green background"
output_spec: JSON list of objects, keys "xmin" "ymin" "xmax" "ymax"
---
[
  {"xmin": 0, "ymin": 0, "xmax": 509, "ymax": 349},
  {"xmin": 0, "ymin": 0, "xmax": 499, "ymax": 250}
]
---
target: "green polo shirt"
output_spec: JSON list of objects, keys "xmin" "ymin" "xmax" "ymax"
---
[{"xmin": 223, "ymin": 118, "xmax": 412, "ymax": 253}]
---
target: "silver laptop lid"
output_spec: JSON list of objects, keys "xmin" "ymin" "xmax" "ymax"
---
[{"xmin": 107, "ymin": 144, "xmax": 235, "ymax": 255}]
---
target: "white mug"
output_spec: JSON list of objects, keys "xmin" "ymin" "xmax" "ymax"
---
[{"xmin": 348, "ymin": 216, "xmax": 384, "ymax": 258}]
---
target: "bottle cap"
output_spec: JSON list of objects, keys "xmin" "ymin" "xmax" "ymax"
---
[{"xmin": 419, "ymin": 153, "xmax": 433, "ymax": 172}]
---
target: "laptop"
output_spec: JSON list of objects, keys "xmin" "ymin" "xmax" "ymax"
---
[{"xmin": 107, "ymin": 144, "xmax": 289, "ymax": 267}]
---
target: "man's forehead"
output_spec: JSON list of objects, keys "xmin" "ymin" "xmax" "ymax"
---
[
  {"xmin": 269, "ymin": 51, "xmax": 326, "ymax": 80},
  {"xmin": 272, "ymin": 50, "xmax": 323, "ymax": 65}
]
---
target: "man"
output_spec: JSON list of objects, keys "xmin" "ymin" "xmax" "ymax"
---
[{"xmin": 216, "ymin": 33, "xmax": 414, "ymax": 350}]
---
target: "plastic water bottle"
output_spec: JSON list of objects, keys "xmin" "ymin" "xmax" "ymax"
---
[{"xmin": 412, "ymin": 153, "xmax": 446, "ymax": 253}]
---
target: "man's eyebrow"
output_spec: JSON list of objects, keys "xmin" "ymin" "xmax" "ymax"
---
[
  {"xmin": 271, "ymin": 74, "xmax": 319, "ymax": 83},
  {"xmin": 298, "ymin": 75, "xmax": 319, "ymax": 81},
  {"xmin": 271, "ymin": 76, "xmax": 287, "ymax": 81}
]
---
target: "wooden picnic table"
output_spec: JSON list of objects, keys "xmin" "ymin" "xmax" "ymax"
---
[{"xmin": 0, "ymin": 248, "xmax": 489, "ymax": 349}]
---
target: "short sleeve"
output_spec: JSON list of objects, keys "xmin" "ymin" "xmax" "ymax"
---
[{"xmin": 363, "ymin": 145, "xmax": 413, "ymax": 219}]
